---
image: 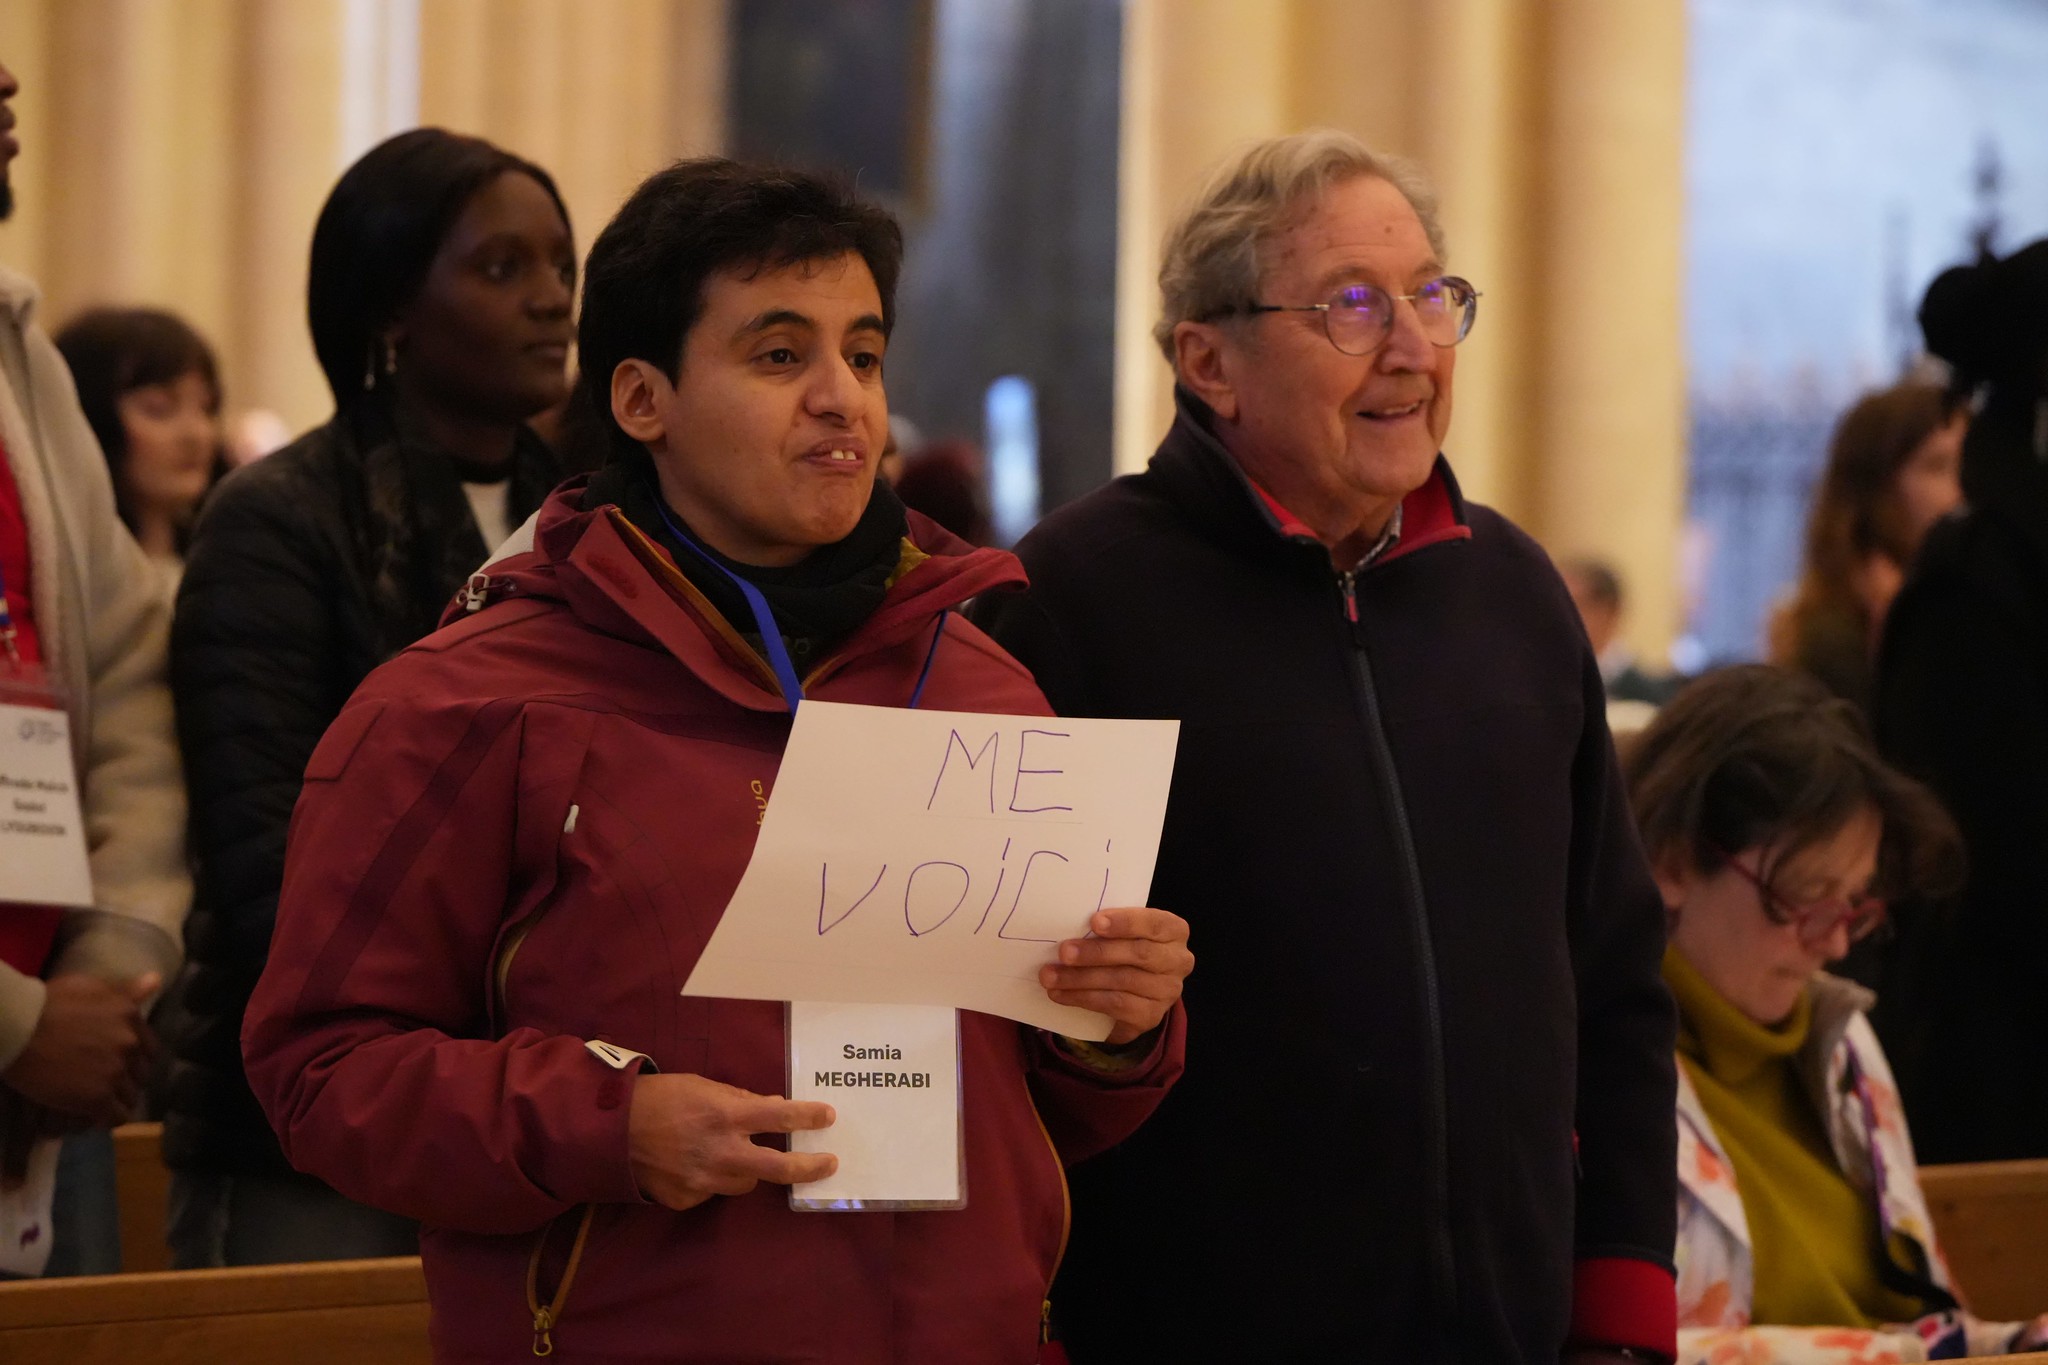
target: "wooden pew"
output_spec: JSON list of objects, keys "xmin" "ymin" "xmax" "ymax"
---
[
  {"xmin": 0, "ymin": 1258, "xmax": 429, "ymax": 1364},
  {"xmin": 111, "ymin": 1121, "xmax": 168, "ymax": 1274},
  {"xmin": 1921, "ymin": 1158, "xmax": 2048, "ymax": 1323}
]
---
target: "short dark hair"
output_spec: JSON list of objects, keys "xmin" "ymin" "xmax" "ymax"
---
[
  {"xmin": 307, "ymin": 127, "xmax": 571, "ymax": 408},
  {"xmin": 53, "ymin": 306, "xmax": 224, "ymax": 531},
  {"xmin": 577, "ymin": 157, "xmax": 904, "ymax": 463},
  {"xmin": 1624, "ymin": 665, "xmax": 1962, "ymax": 904}
]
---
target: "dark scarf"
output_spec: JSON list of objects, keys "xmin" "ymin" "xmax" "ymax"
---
[
  {"xmin": 344, "ymin": 397, "xmax": 561, "ymax": 661},
  {"xmin": 584, "ymin": 457, "xmax": 911, "ymax": 669}
]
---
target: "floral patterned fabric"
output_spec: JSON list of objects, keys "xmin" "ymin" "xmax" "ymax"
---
[{"xmin": 1674, "ymin": 974, "xmax": 2026, "ymax": 1364}]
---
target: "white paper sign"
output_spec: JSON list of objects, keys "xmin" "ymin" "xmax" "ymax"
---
[
  {"xmin": 684, "ymin": 702, "xmax": 1179, "ymax": 1040},
  {"xmin": 788, "ymin": 1001, "xmax": 962, "ymax": 1209},
  {"xmin": 0, "ymin": 1137, "xmax": 60, "ymax": 1278},
  {"xmin": 0, "ymin": 703, "xmax": 93, "ymax": 909}
]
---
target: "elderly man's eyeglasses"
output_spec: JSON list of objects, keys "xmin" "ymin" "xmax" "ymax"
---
[
  {"xmin": 1714, "ymin": 846, "xmax": 1888, "ymax": 947},
  {"xmin": 1230, "ymin": 276, "xmax": 1481, "ymax": 356}
]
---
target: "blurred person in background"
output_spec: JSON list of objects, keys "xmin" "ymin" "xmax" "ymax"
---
[
  {"xmin": 1770, "ymin": 382, "xmax": 1965, "ymax": 715},
  {"xmin": 877, "ymin": 413, "xmax": 921, "ymax": 487},
  {"xmin": 161, "ymin": 126, "xmax": 573, "ymax": 1267},
  {"xmin": 892, "ymin": 437, "xmax": 993, "ymax": 546},
  {"xmin": 0, "ymin": 57, "xmax": 190, "ymax": 1278},
  {"xmin": 1626, "ymin": 665, "xmax": 2048, "ymax": 1362},
  {"xmin": 54, "ymin": 307, "xmax": 228, "ymax": 598},
  {"xmin": 1562, "ymin": 556, "xmax": 1686, "ymax": 708},
  {"xmin": 1875, "ymin": 238, "xmax": 2048, "ymax": 1164}
]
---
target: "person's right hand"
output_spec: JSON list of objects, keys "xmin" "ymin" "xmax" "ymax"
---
[
  {"xmin": 0, "ymin": 972, "xmax": 159, "ymax": 1126},
  {"xmin": 625, "ymin": 1073, "xmax": 836, "ymax": 1211}
]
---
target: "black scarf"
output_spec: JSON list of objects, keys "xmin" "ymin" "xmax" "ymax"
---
[{"xmin": 585, "ymin": 458, "xmax": 911, "ymax": 668}]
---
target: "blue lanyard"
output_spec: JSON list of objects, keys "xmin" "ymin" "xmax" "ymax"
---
[
  {"xmin": 643, "ymin": 487, "xmax": 951, "ymax": 715},
  {"xmin": 647, "ymin": 491, "xmax": 806, "ymax": 713}
]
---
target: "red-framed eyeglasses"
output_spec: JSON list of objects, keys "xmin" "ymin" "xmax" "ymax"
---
[{"xmin": 1710, "ymin": 845, "xmax": 1888, "ymax": 947}]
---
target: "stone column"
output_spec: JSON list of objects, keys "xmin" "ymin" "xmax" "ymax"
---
[
  {"xmin": 418, "ymin": 0, "xmax": 726, "ymax": 256},
  {"xmin": 1527, "ymin": 0, "xmax": 1689, "ymax": 661},
  {"xmin": 232, "ymin": 0, "xmax": 351, "ymax": 432},
  {"xmin": 1115, "ymin": 0, "xmax": 1293, "ymax": 475}
]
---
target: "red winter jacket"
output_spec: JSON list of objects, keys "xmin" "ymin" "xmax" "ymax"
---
[{"xmin": 242, "ymin": 482, "xmax": 1185, "ymax": 1364}]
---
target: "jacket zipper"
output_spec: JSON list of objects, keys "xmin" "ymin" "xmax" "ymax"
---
[
  {"xmin": 1023, "ymin": 1090, "xmax": 1072, "ymax": 1349},
  {"xmin": 493, "ymin": 912, "xmax": 544, "ymax": 1023},
  {"xmin": 490, "ymin": 801, "xmax": 583, "ymax": 1027},
  {"xmin": 525, "ymin": 1205, "xmax": 595, "ymax": 1355},
  {"xmin": 1337, "ymin": 570, "xmax": 1458, "ymax": 1356}
]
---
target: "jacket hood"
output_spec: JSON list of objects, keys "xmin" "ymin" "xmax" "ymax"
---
[{"xmin": 447, "ymin": 475, "xmax": 1029, "ymax": 713}]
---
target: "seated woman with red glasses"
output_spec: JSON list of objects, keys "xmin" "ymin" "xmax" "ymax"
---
[{"xmin": 1624, "ymin": 665, "xmax": 2048, "ymax": 1363}]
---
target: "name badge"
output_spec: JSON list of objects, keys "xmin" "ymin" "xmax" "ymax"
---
[
  {"xmin": 786, "ymin": 1001, "xmax": 965, "ymax": 1211},
  {"xmin": 0, "ymin": 701, "xmax": 93, "ymax": 909}
]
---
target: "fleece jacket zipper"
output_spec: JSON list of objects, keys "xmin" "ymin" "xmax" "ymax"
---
[{"xmin": 1338, "ymin": 568, "xmax": 1458, "ymax": 1360}]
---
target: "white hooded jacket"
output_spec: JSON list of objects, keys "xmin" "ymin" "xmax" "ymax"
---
[{"xmin": 0, "ymin": 263, "xmax": 189, "ymax": 1068}]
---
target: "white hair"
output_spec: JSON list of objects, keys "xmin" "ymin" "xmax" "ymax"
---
[{"xmin": 1154, "ymin": 129, "xmax": 1447, "ymax": 362}]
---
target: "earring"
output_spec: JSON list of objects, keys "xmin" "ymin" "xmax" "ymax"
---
[{"xmin": 365, "ymin": 337, "xmax": 400, "ymax": 391}]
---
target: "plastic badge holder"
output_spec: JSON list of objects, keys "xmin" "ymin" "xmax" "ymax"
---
[{"xmin": 786, "ymin": 1001, "xmax": 968, "ymax": 1212}]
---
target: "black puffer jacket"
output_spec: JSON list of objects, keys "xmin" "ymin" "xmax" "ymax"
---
[{"xmin": 163, "ymin": 399, "xmax": 558, "ymax": 1176}]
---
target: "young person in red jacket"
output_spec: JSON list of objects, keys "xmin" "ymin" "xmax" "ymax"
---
[{"xmin": 241, "ymin": 160, "xmax": 1191, "ymax": 1363}]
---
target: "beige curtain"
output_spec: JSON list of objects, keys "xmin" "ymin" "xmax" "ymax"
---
[
  {"xmin": 1117, "ymin": 0, "xmax": 1689, "ymax": 663},
  {"xmin": 0, "ymin": 0, "xmax": 727, "ymax": 438},
  {"xmin": 414, "ymin": 0, "xmax": 727, "ymax": 293}
]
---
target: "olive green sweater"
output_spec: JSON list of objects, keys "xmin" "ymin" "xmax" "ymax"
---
[{"xmin": 1666, "ymin": 947, "xmax": 1921, "ymax": 1327}]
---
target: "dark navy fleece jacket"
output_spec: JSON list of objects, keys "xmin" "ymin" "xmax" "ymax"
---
[{"xmin": 974, "ymin": 395, "xmax": 1678, "ymax": 1365}]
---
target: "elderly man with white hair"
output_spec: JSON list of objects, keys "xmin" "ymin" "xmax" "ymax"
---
[{"xmin": 975, "ymin": 131, "xmax": 1678, "ymax": 1364}]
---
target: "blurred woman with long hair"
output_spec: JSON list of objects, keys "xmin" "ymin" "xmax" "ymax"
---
[{"xmin": 1769, "ymin": 383, "xmax": 1964, "ymax": 713}]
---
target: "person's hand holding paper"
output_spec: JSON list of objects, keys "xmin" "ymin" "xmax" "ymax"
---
[{"xmin": 1042, "ymin": 906, "xmax": 1193, "ymax": 1046}]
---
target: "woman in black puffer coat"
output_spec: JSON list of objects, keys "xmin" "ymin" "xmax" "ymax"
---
[
  {"xmin": 162, "ymin": 128, "xmax": 573, "ymax": 1266},
  {"xmin": 1873, "ymin": 238, "xmax": 2048, "ymax": 1164}
]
